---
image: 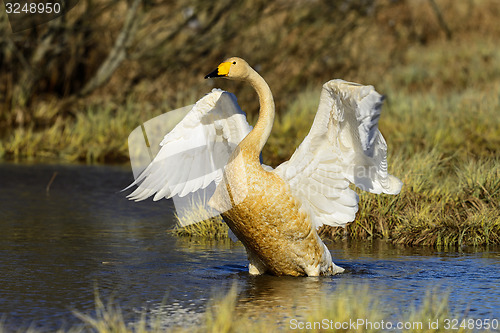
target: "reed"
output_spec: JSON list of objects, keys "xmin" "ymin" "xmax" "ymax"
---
[
  {"xmin": 2, "ymin": 284, "xmax": 488, "ymax": 333},
  {"xmin": 171, "ymin": 197, "xmax": 229, "ymax": 240}
]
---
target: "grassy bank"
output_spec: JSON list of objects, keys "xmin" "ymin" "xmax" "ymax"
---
[
  {"xmin": 1, "ymin": 0, "xmax": 499, "ymax": 162},
  {"xmin": 172, "ymin": 152, "xmax": 500, "ymax": 248},
  {"xmin": 2, "ymin": 284, "xmax": 490, "ymax": 333}
]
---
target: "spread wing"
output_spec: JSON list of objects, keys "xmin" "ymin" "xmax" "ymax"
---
[
  {"xmin": 273, "ymin": 79, "xmax": 402, "ymax": 229},
  {"xmin": 126, "ymin": 89, "xmax": 252, "ymax": 201}
]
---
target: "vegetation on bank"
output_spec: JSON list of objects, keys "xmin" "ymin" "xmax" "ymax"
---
[
  {"xmin": 173, "ymin": 62, "xmax": 500, "ymax": 247},
  {"xmin": 1, "ymin": 0, "xmax": 498, "ymax": 163},
  {"xmin": 1, "ymin": 0, "xmax": 499, "ymax": 246},
  {"xmin": 172, "ymin": 150, "xmax": 500, "ymax": 248},
  {"xmin": 2, "ymin": 284, "xmax": 491, "ymax": 333},
  {"xmin": 171, "ymin": 195, "xmax": 228, "ymax": 241}
]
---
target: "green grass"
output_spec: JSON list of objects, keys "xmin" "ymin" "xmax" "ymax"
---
[{"xmin": 2, "ymin": 284, "xmax": 490, "ymax": 333}]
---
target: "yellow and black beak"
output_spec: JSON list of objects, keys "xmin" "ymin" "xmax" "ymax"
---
[{"xmin": 204, "ymin": 61, "xmax": 231, "ymax": 79}]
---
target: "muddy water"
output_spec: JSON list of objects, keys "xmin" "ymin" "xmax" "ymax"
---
[{"xmin": 0, "ymin": 163, "xmax": 499, "ymax": 331}]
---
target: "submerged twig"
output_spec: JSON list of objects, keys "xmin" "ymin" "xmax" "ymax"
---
[{"xmin": 46, "ymin": 171, "xmax": 58, "ymax": 194}]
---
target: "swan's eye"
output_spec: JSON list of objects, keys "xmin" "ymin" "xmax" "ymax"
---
[{"xmin": 233, "ymin": 61, "xmax": 236, "ymax": 65}]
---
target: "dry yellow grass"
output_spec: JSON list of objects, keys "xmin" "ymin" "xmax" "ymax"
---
[{"xmin": 2, "ymin": 0, "xmax": 500, "ymax": 161}]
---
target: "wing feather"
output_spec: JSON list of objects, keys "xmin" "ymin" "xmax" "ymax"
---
[
  {"xmin": 274, "ymin": 79, "xmax": 402, "ymax": 229},
  {"xmin": 126, "ymin": 89, "xmax": 252, "ymax": 201}
]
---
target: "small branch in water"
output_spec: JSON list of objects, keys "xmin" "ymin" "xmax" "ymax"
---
[{"xmin": 46, "ymin": 171, "xmax": 58, "ymax": 194}]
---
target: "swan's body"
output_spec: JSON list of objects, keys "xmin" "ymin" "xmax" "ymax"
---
[{"xmin": 127, "ymin": 57, "xmax": 402, "ymax": 276}]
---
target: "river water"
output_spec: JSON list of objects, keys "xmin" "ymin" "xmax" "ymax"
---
[{"xmin": 0, "ymin": 163, "xmax": 499, "ymax": 331}]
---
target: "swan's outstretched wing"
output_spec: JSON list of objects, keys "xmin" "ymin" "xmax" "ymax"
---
[
  {"xmin": 126, "ymin": 89, "xmax": 252, "ymax": 201},
  {"xmin": 274, "ymin": 80, "xmax": 402, "ymax": 228}
]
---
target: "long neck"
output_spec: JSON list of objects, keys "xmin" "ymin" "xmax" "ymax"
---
[{"xmin": 239, "ymin": 68, "xmax": 275, "ymax": 160}]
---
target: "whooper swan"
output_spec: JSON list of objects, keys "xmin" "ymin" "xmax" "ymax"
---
[{"xmin": 127, "ymin": 57, "xmax": 402, "ymax": 276}]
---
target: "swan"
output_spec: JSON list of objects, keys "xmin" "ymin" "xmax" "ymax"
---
[{"xmin": 127, "ymin": 57, "xmax": 402, "ymax": 276}]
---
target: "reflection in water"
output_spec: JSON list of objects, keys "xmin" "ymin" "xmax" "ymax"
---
[
  {"xmin": 237, "ymin": 274, "xmax": 332, "ymax": 324},
  {"xmin": 0, "ymin": 163, "xmax": 499, "ymax": 331}
]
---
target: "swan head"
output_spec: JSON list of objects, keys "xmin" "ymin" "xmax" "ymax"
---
[{"xmin": 204, "ymin": 57, "xmax": 250, "ymax": 81}]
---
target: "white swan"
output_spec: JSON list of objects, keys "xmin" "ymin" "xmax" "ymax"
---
[{"xmin": 127, "ymin": 57, "xmax": 402, "ymax": 276}]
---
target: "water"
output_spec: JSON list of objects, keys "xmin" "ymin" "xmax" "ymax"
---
[{"xmin": 0, "ymin": 163, "xmax": 499, "ymax": 331}]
